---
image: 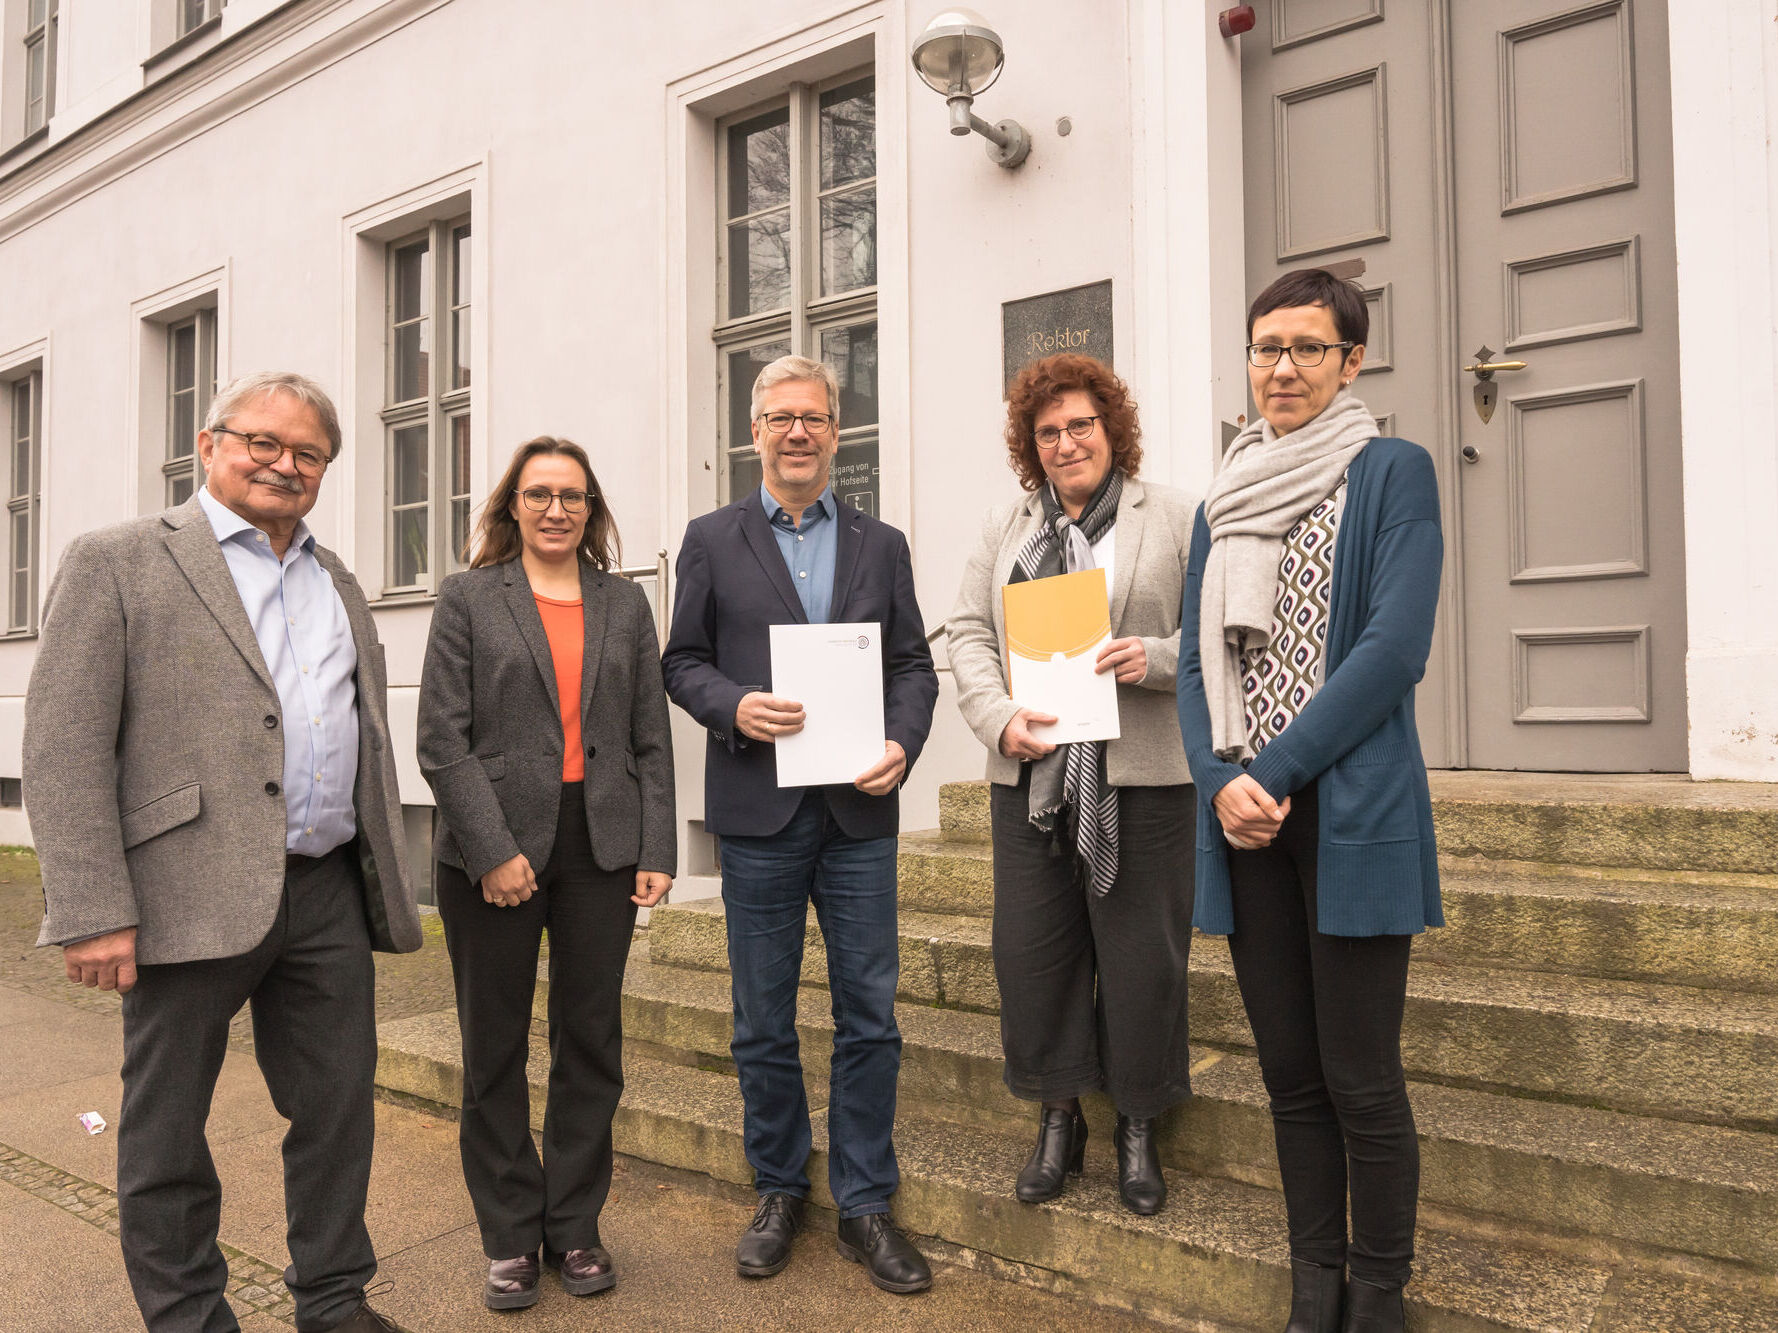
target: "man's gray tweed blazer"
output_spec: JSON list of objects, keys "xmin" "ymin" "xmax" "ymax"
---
[{"xmin": 26, "ymin": 495, "xmax": 421, "ymax": 963}]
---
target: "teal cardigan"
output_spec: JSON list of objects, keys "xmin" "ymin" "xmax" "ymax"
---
[{"xmin": 1177, "ymin": 437, "xmax": 1444, "ymax": 937}]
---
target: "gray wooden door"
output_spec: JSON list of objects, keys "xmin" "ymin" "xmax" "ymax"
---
[{"xmin": 1240, "ymin": 0, "xmax": 1686, "ymax": 771}]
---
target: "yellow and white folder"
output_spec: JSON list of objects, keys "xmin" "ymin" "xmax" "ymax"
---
[{"xmin": 1001, "ymin": 568, "xmax": 1121, "ymax": 744}]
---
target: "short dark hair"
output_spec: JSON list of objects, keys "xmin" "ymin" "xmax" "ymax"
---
[{"xmin": 1247, "ymin": 268, "xmax": 1369, "ymax": 346}]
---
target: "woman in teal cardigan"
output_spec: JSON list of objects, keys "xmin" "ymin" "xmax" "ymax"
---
[{"xmin": 1177, "ymin": 269, "xmax": 1442, "ymax": 1333}]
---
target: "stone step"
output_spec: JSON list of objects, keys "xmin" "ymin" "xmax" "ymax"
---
[
  {"xmin": 936, "ymin": 773, "xmax": 1778, "ymax": 876},
  {"xmin": 899, "ymin": 828, "xmax": 1778, "ymax": 995},
  {"xmin": 603, "ymin": 937, "xmax": 1778, "ymax": 1269},
  {"xmin": 373, "ymin": 1010, "xmax": 1778, "ymax": 1331},
  {"xmin": 645, "ymin": 900, "xmax": 1778, "ymax": 1128}
]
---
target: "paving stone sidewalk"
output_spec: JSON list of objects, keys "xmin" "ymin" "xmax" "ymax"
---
[{"xmin": 0, "ymin": 852, "xmax": 1170, "ymax": 1332}]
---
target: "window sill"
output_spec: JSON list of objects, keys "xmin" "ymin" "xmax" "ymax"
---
[
  {"xmin": 143, "ymin": 15, "xmax": 224, "ymax": 74},
  {"xmin": 0, "ymin": 630, "xmax": 39, "ymax": 643},
  {"xmin": 370, "ymin": 591, "xmax": 438, "ymax": 609},
  {"xmin": 0, "ymin": 126, "xmax": 50, "ymax": 172}
]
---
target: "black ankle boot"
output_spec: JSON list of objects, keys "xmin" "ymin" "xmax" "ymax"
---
[
  {"xmin": 1342, "ymin": 1277, "xmax": 1404, "ymax": 1332},
  {"xmin": 1114, "ymin": 1113, "xmax": 1166, "ymax": 1215},
  {"xmin": 1285, "ymin": 1258, "xmax": 1344, "ymax": 1333},
  {"xmin": 1015, "ymin": 1106, "xmax": 1086, "ymax": 1203}
]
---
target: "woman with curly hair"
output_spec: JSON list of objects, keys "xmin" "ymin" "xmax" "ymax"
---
[{"xmin": 947, "ymin": 354, "xmax": 1198, "ymax": 1214}]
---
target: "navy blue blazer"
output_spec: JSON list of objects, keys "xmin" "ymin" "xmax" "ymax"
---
[
  {"xmin": 661, "ymin": 490, "xmax": 939, "ymax": 841},
  {"xmin": 1178, "ymin": 437, "xmax": 1445, "ymax": 937}
]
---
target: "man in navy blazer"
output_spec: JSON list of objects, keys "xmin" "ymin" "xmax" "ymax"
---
[{"xmin": 663, "ymin": 356, "xmax": 938, "ymax": 1293}]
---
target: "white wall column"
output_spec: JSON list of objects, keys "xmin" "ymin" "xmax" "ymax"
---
[{"xmin": 1669, "ymin": 0, "xmax": 1778, "ymax": 780}]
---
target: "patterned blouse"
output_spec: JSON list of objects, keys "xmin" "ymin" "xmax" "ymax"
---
[{"xmin": 1242, "ymin": 479, "xmax": 1346, "ymax": 753}]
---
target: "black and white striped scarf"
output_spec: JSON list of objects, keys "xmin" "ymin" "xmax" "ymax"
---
[{"xmin": 1008, "ymin": 468, "xmax": 1124, "ymax": 897}]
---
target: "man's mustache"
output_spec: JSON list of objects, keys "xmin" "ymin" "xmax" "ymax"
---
[{"xmin": 248, "ymin": 470, "xmax": 303, "ymax": 494}]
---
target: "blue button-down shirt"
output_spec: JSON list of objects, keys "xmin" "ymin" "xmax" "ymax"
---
[
  {"xmin": 198, "ymin": 487, "xmax": 359, "ymax": 854},
  {"xmin": 761, "ymin": 483, "xmax": 838, "ymax": 624}
]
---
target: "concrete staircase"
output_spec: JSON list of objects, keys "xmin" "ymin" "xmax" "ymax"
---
[{"xmin": 376, "ymin": 773, "xmax": 1778, "ymax": 1330}]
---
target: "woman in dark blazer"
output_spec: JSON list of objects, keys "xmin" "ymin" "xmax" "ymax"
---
[
  {"xmin": 417, "ymin": 437, "xmax": 675, "ymax": 1311},
  {"xmin": 1178, "ymin": 269, "xmax": 1442, "ymax": 1333},
  {"xmin": 948, "ymin": 354, "xmax": 1198, "ymax": 1216}
]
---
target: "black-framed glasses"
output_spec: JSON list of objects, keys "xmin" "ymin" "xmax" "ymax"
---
[
  {"xmin": 518, "ymin": 487, "xmax": 592, "ymax": 514},
  {"xmin": 757, "ymin": 411, "xmax": 836, "ymax": 437},
  {"xmin": 211, "ymin": 426, "xmax": 331, "ymax": 477},
  {"xmin": 1246, "ymin": 341, "xmax": 1356, "ymax": 368},
  {"xmin": 1033, "ymin": 415, "xmax": 1102, "ymax": 449}
]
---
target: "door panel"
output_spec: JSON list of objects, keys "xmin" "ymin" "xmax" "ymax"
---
[{"xmin": 1241, "ymin": 0, "xmax": 1686, "ymax": 771}]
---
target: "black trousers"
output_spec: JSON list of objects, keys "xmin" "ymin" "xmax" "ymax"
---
[
  {"xmin": 435, "ymin": 782, "xmax": 639, "ymax": 1260},
  {"xmin": 1225, "ymin": 784, "xmax": 1418, "ymax": 1287},
  {"xmin": 118, "ymin": 844, "xmax": 377, "ymax": 1333},
  {"xmin": 989, "ymin": 774, "xmax": 1196, "ymax": 1118}
]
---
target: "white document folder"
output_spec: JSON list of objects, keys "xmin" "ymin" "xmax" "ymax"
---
[
  {"xmin": 769, "ymin": 621, "xmax": 886, "ymax": 788},
  {"xmin": 1002, "ymin": 568, "xmax": 1121, "ymax": 744}
]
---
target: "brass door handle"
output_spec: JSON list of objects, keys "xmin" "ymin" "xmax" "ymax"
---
[{"xmin": 1462, "ymin": 353, "xmax": 1528, "ymax": 378}]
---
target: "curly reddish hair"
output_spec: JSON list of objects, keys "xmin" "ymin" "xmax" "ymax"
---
[{"xmin": 1003, "ymin": 354, "xmax": 1143, "ymax": 491}]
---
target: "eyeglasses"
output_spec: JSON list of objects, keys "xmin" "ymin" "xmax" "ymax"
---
[
  {"xmin": 1246, "ymin": 341, "xmax": 1356, "ymax": 368},
  {"xmin": 518, "ymin": 487, "xmax": 591, "ymax": 514},
  {"xmin": 758, "ymin": 411, "xmax": 836, "ymax": 437},
  {"xmin": 210, "ymin": 426, "xmax": 331, "ymax": 477},
  {"xmin": 1033, "ymin": 415, "xmax": 1102, "ymax": 449}
]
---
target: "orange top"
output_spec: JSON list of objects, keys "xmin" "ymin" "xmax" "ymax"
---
[{"xmin": 534, "ymin": 593, "xmax": 585, "ymax": 783}]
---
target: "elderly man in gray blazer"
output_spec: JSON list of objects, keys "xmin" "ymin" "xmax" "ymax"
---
[{"xmin": 25, "ymin": 371, "xmax": 418, "ymax": 1333}]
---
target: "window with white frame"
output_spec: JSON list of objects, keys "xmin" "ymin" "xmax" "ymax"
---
[
  {"xmin": 22, "ymin": 0, "xmax": 57, "ymax": 135},
  {"xmin": 382, "ymin": 217, "xmax": 471, "ymax": 592},
  {"xmin": 164, "ymin": 309, "xmax": 216, "ymax": 506},
  {"xmin": 4, "ymin": 368, "xmax": 41, "ymax": 634},
  {"xmin": 715, "ymin": 72, "xmax": 878, "ymax": 513},
  {"xmin": 178, "ymin": 0, "xmax": 225, "ymax": 36}
]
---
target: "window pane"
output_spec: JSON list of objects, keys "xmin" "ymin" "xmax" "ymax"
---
[
  {"xmin": 391, "ymin": 424, "xmax": 428, "ymax": 505},
  {"xmin": 727, "ymin": 340, "xmax": 790, "ymax": 451},
  {"xmin": 170, "ymin": 322, "xmax": 197, "ymax": 392},
  {"xmin": 727, "ymin": 211, "xmax": 791, "ymax": 317},
  {"xmin": 727, "ymin": 451, "xmax": 763, "ymax": 503},
  {"xmin": 820, "ymin": 322, "xmax": 879, "ymax": 428},
  {"xmin": 452, "ymin": 310, "xmax": 471, "ymax": 390},
  {"xmin": 168, "ymin": 471, "xmax": 194, "ymax": 507},
  {"xmin": 820, "ymin": 79, "xmax": 875, "ymax": 189},
  {"xmin": 170, "ymin": 392, "xmax": 196, "ymax": 460},
  {"xmin": 821, "ymin": 185, "xmax": 876, "ymax": 294},
  {"xmin": 451, "ymin": 498, "xmax": 470, "ymax": 567},
  {"xmin": 726, "ymin": 107, "xmax": 790, "ymax": 218},
  {"xmin": 11, "ymin": 380, "xmax": 30, "ymax": 450},
  {"xmin": 830, "ymin": 439, "xmax": 879, "ymax": 517},
  {"xmin": 28, "ymin": 0, "xmax": 45, "ymax": 28},
  {"xmin": 393, "ymin": 242, "xmax": 429, "ymax": 323},
  {"xmin": 453, "ymin": 225, "xmax": 471, "ymax": 305},
  {"xmin": 26, "ymin": 43, "xmax": 45, "ymax": 122},
  {"xmin": 450, "ymin": 414, "xmax": 471, "ymax": 495},
  {"xmin": 394, "ymin": 322, "xmax": 429, "ymax": 402},
  {"xmin": 391, "ymin": 509, "xmax": 427, "ymax": 587}
]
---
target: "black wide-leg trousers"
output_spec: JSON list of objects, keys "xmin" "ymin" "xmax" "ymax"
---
[
  {"xmin": 118, "ymin": 844, "xmax": 378, "ymax": 1333},
  {"xmin": 1225, "ymin": 784, "xmax": 1419, "ymax": 1287},
  {"xmin": 989, "ymin": 774, "xmax": 1196, "ymax": 1117},
  {"xmin": 435, "ymin": 782, "xmax": 639, "ymax": 1261}
]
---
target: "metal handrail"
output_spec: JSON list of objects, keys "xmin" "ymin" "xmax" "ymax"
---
[{"xmin": 614, "ymin": 549, "xmax": 671, "ymax": 649}]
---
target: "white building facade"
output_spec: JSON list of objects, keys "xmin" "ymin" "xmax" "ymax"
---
[{"xmin": 0, "ymin": 0, "xmax": 1773, "ymax": 890}]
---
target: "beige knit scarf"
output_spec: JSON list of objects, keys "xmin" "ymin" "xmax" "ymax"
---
[{"xmin": 1199, "ymin": 388, "xmax": 1378, "ymax": 761}]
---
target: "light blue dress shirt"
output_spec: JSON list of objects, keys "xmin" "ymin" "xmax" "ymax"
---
[
  {"xmin": 198, "ymin": 487, "xmax": 359, "ymax": 854},
  {"xmin": 761, "ymin": 483, "xmax": 838, "ymax": 624}
]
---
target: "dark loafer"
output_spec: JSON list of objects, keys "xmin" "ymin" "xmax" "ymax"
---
[
  {"xmin": 320, "ymin": 1302, "xmax": 403, "ymax": 1331},
  {"xmin": 736, "ymin": 1192, "xmax": 805, "ymax": 1278},
  {"xmin": 484, "ymin": 1253, "xmax": 540, "ymax": 1311},
  {"xmin": 1015, "ymin": 1106, "xmax": 1088, "ymax": 1203},
  {"xmin": 549, "ymin": 1245, "xmax": 616, "ymax": 1296},
  {"xmin": 835, "ymin": 1213, "xmax": 932, "ymax": 1294},
  {"xmin": 1115, "ymin": 1114, "xmax": 1167, "ymax": 1215}
]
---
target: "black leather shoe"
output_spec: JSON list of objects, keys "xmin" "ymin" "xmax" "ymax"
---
[
  {"xmin": 1285, "ymin": 1258, "xmax": 1344, "ymax": 1333},
  {"xmin": 483, "ymin": 1252, "xmax": 540, "ymax": 1310},
  {"xmin": 736, "ymin": 1192, "xmax": 804, "ymax": 1278},
  {"xmin": 1115, "ymin": 1113, "xmax": 1166, "ymax": 1215},
  {"xmin": 1342, "ymin": 1277, "xmax": 1405, "ymax": 1332},
  {"xmin": 1015, "ymin": 1106, "xmax": 1088, "ymax": 1203},
  {"xmin": 835, "ymin": 1213, "xmax": 932, "ymax": 1293},
  {"xmin": 322, "ymin": 1299, "xmax": 404, "ymax": 1330},
  {"xmin": 548, "ymin": 1245, "xmax": 615, "ymax": 1296}
]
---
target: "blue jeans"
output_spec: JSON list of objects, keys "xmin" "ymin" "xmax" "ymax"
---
[{"xmin": 718, "ymin": 789, "xmax": 902, "ymax": 1218}]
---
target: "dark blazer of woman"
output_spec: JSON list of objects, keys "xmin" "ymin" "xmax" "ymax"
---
[{"xmin": 420, "ymin": 559, "xmax": 676, "ymax": 883}]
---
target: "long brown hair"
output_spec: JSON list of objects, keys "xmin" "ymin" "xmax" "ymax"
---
[{"xmin": 468, "ymin": 436, "xmax": 622, "ymax": 571}]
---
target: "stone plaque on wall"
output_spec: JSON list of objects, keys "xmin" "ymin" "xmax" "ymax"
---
[{"xmin": 1002, "ymin": 280, "xmax": 1114, "ymax": 392}]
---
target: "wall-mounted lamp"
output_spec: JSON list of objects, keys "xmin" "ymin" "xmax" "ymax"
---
[{"xmin": 910, "ymin": 8, "xmax": 1032, "ymax": 168}]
